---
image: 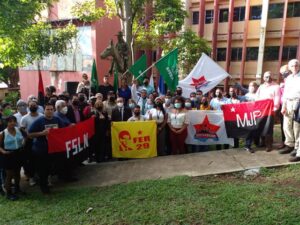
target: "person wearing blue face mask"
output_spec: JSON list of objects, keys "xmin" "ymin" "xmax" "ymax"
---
[
  {"xmin": 167, "ymin": 96, "xmax": 189, "ymax": 155},
  {"xmin": 184, "ymin": 99, "xmax": 193, "ymax": 110},
  {"xmin": 128, "ymin": 99, "xmax": 136, "ymax": 112}
]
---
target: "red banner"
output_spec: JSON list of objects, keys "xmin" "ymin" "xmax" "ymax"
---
[
  {"xmin": 48, "ymin": 117, "xmax": 95, "ymax": 158},
  {"xmin": 222, "ymin": 99, "xmax": 274, "ymax": 138}
]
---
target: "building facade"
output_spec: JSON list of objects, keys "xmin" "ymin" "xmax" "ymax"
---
[
  {"xmin": 186, "ymin": 0, "xmax": 300, "ymax": 88},
  {"xmin": 19, "ymin": 0, "xmax": 121, "ymax": 99}
]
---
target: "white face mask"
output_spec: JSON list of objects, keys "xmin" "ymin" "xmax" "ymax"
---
[
  {"xmin": 117, "ymin": 102, "xmax": 124, "ymax": 108},
  {"xmin": 248, "ymin": 86, "xmax": 255, "ymax": 94},
  {"xmin": 61, "ymin": 106, "xmax": 68, "ymax": 115}
]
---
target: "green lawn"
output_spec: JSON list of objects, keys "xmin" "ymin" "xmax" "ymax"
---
[{"xmin": 2, "ymin": 164, "xmax": 300, "ymax": 225}]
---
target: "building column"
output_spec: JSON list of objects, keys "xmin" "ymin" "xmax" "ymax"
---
[
  {"xmin": 198, "ymin": 0, "xmax": 205, "ymax": 37},
  {"xmin": 297, "ymin": 34, "xmax": 300, "ymax": 61},
  {"xmin": 224, "ymin": 0, "xmax": 234, "ymax": 91},
  {"xmin": 145, "ymin": 0, "xmax": 153, "ymax": 78},
  {"xmin": 239, "ymin": 0, "xmax": 250, "ymax": 85},
  {"xmin": 256, "ymin": 0, "xmax": 269, "ymax": 84},
  {"xmin": 211, "ymin": 0, "xmax": 219, "ymax": 60},
  {"xmin": 277, "ymin": 0, "xmax": 289, "ymax": 81}
]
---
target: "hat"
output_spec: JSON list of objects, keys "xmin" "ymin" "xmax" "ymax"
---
[{"xmin": 155, "ymin": 97, "xmax": 162, "ymax": 102}]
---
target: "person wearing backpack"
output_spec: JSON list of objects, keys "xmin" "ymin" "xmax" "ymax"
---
[{"xmin": 0, "ymin": 115, "xmax": 25, "ymax": 200}]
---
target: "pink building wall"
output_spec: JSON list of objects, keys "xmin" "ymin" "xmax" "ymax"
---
[{"xmin": 19, "ymin": 0, "xmax": 121, "ymax": 100}]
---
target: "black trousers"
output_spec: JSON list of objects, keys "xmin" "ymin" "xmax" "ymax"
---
[
  {"xmin": 23, "ymin": 139, "xmax": 35, "ymax": 178},
  {"xmin": 33, "ymin": 152, "xmax": 50, "ymax": 191}
]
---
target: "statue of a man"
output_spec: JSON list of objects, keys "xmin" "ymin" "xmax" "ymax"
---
[{"xmin": 115, "ymin": 31, "xmax": 129, "ymax": 71}]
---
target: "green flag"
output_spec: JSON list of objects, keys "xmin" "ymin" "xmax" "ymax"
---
[
  {"xmin": 129, "ymin": 54, "xmax": 147, "ymax": 83},
  {"xmin": 155, "ymin": 48, "xmax": 178, "ymax": 92},
  {"xmin": 113, "ymin": 67, "xmax": 119, "ymax": 93},
  {"xmin": 91, "ymin": 59, "xmax": 99, "ymax": 92}
]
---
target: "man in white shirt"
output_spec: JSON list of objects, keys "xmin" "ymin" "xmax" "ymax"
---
[
  {"xmin": 279, "ymin": 59, "xmax": 300, "ymax": 157},
  {"xmin": 128, "ymin": 105, "xmax": 145, "ymax": 121}
]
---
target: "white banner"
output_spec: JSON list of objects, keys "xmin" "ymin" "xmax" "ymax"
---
[
  {"xmin": 179, "ymin": 53, "xmax": 230, "ymax": 98},
  {"xmin": 185, "ymin": 110, "xmax": 234, "ymax": 146}
]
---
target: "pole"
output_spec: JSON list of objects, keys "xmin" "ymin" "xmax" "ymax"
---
[{"xmin": 135, "ymin": 63, "xmax": 156, "ymax": 80}]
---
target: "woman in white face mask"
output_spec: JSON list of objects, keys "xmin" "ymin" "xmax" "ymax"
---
[
  {"xmin": 54, "ymin": 100, "xmax": 71, "ymax": 127},
  {"xmin": 167, "ymin": 96, "xmax": 189, "ymax": 155}
]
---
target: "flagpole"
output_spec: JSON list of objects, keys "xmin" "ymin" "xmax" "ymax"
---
[
  {"xmin": 121, "ymin": 69, "xmax": 129, "ymax": 77},
  {"xmin": 135, "ymin": 63, "xmax": 156, "ymax": 80},
  {"xmin": 131, "ymin": 48, "xmax": 178, "ymax": 81}
]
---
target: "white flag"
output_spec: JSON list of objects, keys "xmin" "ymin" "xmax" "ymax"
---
[
  {"xmin": 179, "ymin": 53, "xmax": 230, "ymax": 98},
  {"xmin": 185, "ymin": 110, "xmax": 234, "ymax": 146}
]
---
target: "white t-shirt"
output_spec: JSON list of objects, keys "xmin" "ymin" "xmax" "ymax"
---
[
  {"xmin": 128, "ymin": 116, "xmax": 145, "ymax": 121},
  {"xmin": 20, "ymin": 113, "xmax": 43, "ymax": 131},
  {"xmin": 13, "ymin": 112, "xmax": 25, "ymax": 127},
  {"xmin": 167, "ymin": 110, "xmax": 189, "ymax": 129},
  {"xmin": 145, "ymin": 108, "xmax": 165, "ymax": 124}
]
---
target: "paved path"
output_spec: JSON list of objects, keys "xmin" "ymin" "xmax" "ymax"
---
[{"xmin": 72, "ymin": 148, "xmax": 297, "ymax": 187}]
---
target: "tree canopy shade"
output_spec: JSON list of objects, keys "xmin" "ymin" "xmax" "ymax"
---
[
  {"xmin": 163, "ymin": 30, "xmax": 211, "ymax": 76},
  {"xmin": 0, "ymin": 0, "xmax": 53, "ymax": 38},
  {"xmin": 0, "ymin": 0, "xmax": 77, "ymax": 68}
]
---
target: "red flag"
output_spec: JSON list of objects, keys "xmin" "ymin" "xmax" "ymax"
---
[
  {"xmin": 38, "ymin": 69, "xmax": 45, "ymax": 106},
  {"xmin": 222, "ymin": 99, "xmax": 274, "ymax": 138},
  {"xmin": 48, "ymin": 117, "xmax": 95, "ymax": 159}
]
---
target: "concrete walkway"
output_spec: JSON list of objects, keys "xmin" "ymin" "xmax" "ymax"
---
[{"xmin": 73, "ymin": 148, "xmax": 297, "ymax": 187}]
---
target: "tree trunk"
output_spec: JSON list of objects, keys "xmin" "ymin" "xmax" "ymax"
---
[{"xmin": 123, "ymin": 0, "xmax": 133, "ymax": 68}]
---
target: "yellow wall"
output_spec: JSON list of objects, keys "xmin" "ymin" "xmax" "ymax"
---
[{"xmin": 186, "ymin": 0, "xmax": 300, "ymax": 84}]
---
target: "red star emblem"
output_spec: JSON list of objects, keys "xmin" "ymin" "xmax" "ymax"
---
[
  {"xmin": 190, "ymin": 76, "xmax": 207, "ymax": 87},
  {"xmin": 193, "ymin": 116, "xmax": 220, "ymax": 133}
]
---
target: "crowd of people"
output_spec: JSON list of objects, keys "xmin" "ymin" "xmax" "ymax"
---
[{"xmin": 0, "ymin": 58, "xmax": 299, "ymax": 201}]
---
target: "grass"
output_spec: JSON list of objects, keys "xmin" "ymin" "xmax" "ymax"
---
[{"xmin": 2, "ymin": 164, "xmax": 300, "ymax": 225}]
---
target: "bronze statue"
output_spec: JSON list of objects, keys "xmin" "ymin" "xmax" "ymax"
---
[{"xmin": 100, "ymin": 31, "xmax": 129, "ymax": 76}]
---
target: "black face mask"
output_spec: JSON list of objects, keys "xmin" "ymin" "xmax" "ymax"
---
[
  {"xmin": 72, "ymin": 100, "xmax": 79, "ymax": 106},
  {"xmin": 155, "ymin": 102, "xmax": 163, "ymax": 108},
  {"xmin": 29, "ymin": 106, "xmax": 38, "ymax": 113},
  {"xmin": 134, "ymin": 111, "xmax": 140, "ymax": 116},
  {"xmin": 109, "ymin": 96, "xmax": 115, "ymax": 102},
  {"xmin": 78, "ymin": 96, "xmax": 85, "ymax": 102},
  {"xmin": 217, "ymin": 93, "xmax": 222, "ymax": 98},
  {"xmin": 144, "ymin": 81, "xmax": 149, "ymax": 86},
  {"xmin": 176, "ymin": 90, "xmax": 182, "ymax": 95},
  {"xmin": 202, "ymin": 101, "xmax": 208, "ymax": 107},
  {"xmin": 96, "ymin": 107, "xmax": 103, "ymax": 112}
]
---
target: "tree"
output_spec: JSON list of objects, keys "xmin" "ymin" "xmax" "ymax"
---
[
  {"xmin": 163, "ymin": 29, "xmax": 211, "ymax": 76},
  {"xmin": 0, "ymin": 0, "xmax": 77, "ymax": 87}
]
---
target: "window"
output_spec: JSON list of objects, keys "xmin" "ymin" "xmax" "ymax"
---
[
  {"xmin": 231, "ymin": 48, "xmax": 242, "ymax": 61},
  {"xmin": 217, "ymin": 48, "xmax": 227, "ymax": 61},
  {"xmin": 282, "ymin": 46, "xmax": 298, "ymax": 60},
  {"xmin": 287, "ymin": 2, "xmax": 300, "ymax": 17},
  {"xmin": 246, "ymin": 47, "xmax": 258, "ymax": 61},
  {"xmin": 264, "ymin": 46, "xmax": 279, "ymax": 61},
  {"xmin": 205, "ymin": 10, "xmax": 214, "ymax": 24},
  {"xmin": 219, "ymin": 9, "xmax": 229, "ymax": 22},
  {"xmin": 250, "ymin": 5, "xmax": 262, "ymax": 20},
  {"xmin": 233, "ymin": 7, "xmax": 245, "ymax": 21},
  {"xmin": 268, "ymin": 3, "xmax": 284, "ymax": 19},
  {"xmin": 192, "ymin": 11, "xmax": 199, "ymax": 24}
]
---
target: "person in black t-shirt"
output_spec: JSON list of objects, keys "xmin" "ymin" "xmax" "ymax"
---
[{"xmin": 98, "ymin": 75, "xmax": 114, "ymax": 100}]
